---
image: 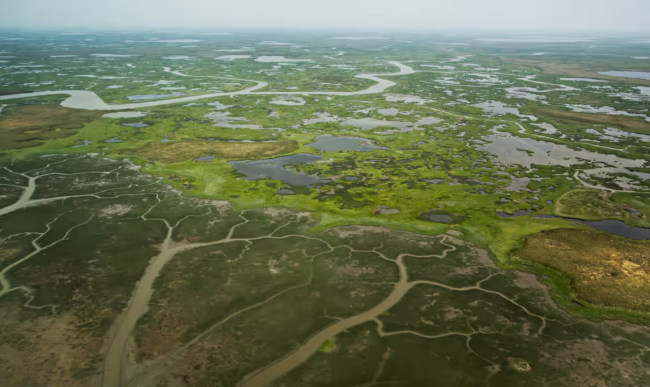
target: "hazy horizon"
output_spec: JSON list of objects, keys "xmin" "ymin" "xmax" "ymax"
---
[{"xmin": 2, "ymin": 0, "xmax": 650, "ymax": 33}]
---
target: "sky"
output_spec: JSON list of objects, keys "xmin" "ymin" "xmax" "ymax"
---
[{"xmin": 2, "ymin": 0, "xmax": 650, "ymax": 33}]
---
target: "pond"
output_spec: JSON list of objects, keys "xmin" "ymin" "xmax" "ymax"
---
[
  {"xmin": 70, "ymin": 140, "xmax": 91, "ymax": 148},
  {"xmin": 228, "ymin": 153, "xmax": 330, "ymax": 186},
  {"xmin": 193, "ymin": 156, "xmax": 215, "ymax": 162},
  {"xmin": 306, "ymin": 135, "xmax": 388, "ymax": 152},
  {"xmin": 418, "ymin": 210, "xmax": 465, "ymax": 224},
  {"xmin": 104, "ymin": 137, "xmax": 125, "ymax": 143},
  {"xmin": 497, "ymin": 212, "xmax": 650, "ymax": 240},
  {"xmin": 534, "ymin": 215, "xmax": 650, "ymax": 240},
  {"xmin": 121, "ymin": 122, "xmax": 148, "ymax": 128}
]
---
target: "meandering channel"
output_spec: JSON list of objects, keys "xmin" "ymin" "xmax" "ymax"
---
[
  {"xmin": 0, "ymin": 61, "xmax": 415, "ymax": 111},
  {"xmin": 236, "ymin": 246, "xmax": 455, "ymax": 387}
]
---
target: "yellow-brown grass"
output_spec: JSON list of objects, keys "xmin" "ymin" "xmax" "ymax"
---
[
  {"xmin": 504, "ymin": 58, "xmax": 650, "ymax": 86},
  {"xmin": 0, "ymin": 105, "xmax": 100, "ymax": 150},
  {"xmin": 530, "ymin": 107, "xmax": 650, "ymax": 133},
  {"xmin": 516, "ymin": 228, "xmax": 650, "ymax": 312},
  {"xmin": 121, "ymin": 139, "xmax": 298, "ymax": 163},
  {"xmin": 555, "ymin": 189, "xmax": 624, "ymax": 220}
]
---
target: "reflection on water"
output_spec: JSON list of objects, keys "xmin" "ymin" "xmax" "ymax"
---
[
  {"xmin": 229, "ymin": 153, "xmax": 330, "ymax": 186},
  {"xmin": 534, "ymin": 215, "xmax": 650, "ymax": 240}
]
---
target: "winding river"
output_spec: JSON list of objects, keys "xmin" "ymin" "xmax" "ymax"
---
[{"xmin": 0, "ymin": 61, "xmax": 416, "ymax": 111}]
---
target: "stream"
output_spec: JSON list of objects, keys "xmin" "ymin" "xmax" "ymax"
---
[{"xmin": 0, "ymin": 61, "xmax": 415, "ymax": 111}]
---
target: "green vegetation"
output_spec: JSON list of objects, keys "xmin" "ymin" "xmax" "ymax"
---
[
  {"xmin": 556, "ymin": 189, "xmax": 624, "ymax": 219},
  {"xmin": 0, "ymin": 105, "xmax": 101, "ymax": 150},
  {"xmin": 2, "ymin": 31, "xmax": 650, "ymax": 387},
  {"xmin": 318, "ymin": 338, "xmax": 336, "ymax": 353}
]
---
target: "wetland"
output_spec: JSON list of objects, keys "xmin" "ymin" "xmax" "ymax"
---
[{"xmin": 1, "ymin": 30, "xmax": 650, "ymax": 387}]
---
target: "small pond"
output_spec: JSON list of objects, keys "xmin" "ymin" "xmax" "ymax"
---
[
  {"xmin": 104, "ymin": 137, "xmax": 125, "ymax": 143},
  {"xmin": 228, "ymin": 153, "xmax": 329, "ymax": 186}
]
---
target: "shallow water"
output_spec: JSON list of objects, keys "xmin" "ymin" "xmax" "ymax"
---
[
  {"xmin": 163, "ymin": 55, "xmax": 194, "ymax": 60},
  {"xmin": 306, "ymin": 134, "xmax": 387, "ymax": 152},
  {"xmin": 270, "ymin": 96, "xmax": 306, "ymax": 106},
  {"xmin": 534, "ymin": 215, "xmax": 650, "ymax": 240},
  {"xmin": 302, "ymin": 112, "xmax": 340, "ymax": 125},
  {"xmin": 473, "ymin": 101, "xmax": 536, "ymax": 119},
  {"xmin": 229, "ymin": 153, "xmax": 329, "ymax": 186},
  {"xmin": 599, "ymin": 71, "xmax": 650, "ymax": 80},
  {"xmin": 341, "ymin": 117, "xmax": 441, "ymax": 133},
  {"xmin": 496, "ymin": 210, "xmax": 533, "ymax": 218},
  {"xmin": 216, "ymin": 55, "xmax": 252, "ymax": 60},
  {"xmin": 506, "ymin": 177, "xmax": 533, "ymax": 192},
  {"xmin": 377, "ymin": 108, "xmax": 399, "ymax": 116},
  {"xmin": 429, "ymin": 214, "xmax": 454, "ymax": 223},
  {"xmin": 565, "ymin": 104, "xmax": 650, "ymax": 122},
  {"xmin": 478, "ymin": 127, "xmax": 646, "ymax": 170},
  {"xmin": 193, "ymin": 156, "xmax": 215, "ymax": 162},
  {"xmin": 91, "ymin": 53, "xmax": 140, "ymax": 57},
  {"xmin": 70, "ymin": 140, "xmax": 91, "ymax": 148},
  {"xmin": 104, "ymin": 137, "xmax": 124, "ymax": 143},
  {"xmin": 560, "ymin": 78, "xmax": 608, "ymax": 83},
  {"xmin": 127, "ymin": 92, "xmax": 185, "ymax": 101},
  {"xmin": 0, "ymin": 61, "xmax": 415, "ymax": 110},
  {"xmin": 121, "ymin": 122, "xmax": 148, "ymax": 128},
  {"xmin": 532, "ymin": 123, "xmax": 558, "ymax": 134},
  {"xmin": 255, "ymin": 56, "xmax": 312, "ymax": 62},
  {"xmin": 102, "ymin": 111, "xmax": 148, "ymax": 118},
  {"xmin": 205, "ymin": 111, "xmax": 263, "ymax": 129}
]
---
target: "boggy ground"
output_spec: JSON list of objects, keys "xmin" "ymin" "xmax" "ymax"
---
[
  {"xmin": 120, "ymin": 140, "xmax": 299, "ymax": 164},
  {"xmin": 129, "ymin": 222, "xmax": 650, "ymax": 387},
  {"xmin": 516, "ymin": 228, "xmax": 650, "ymax": 313},
  {"xmin": 0, "ymin": 156, "xmax": 649, "ymax": 387},
  {"xmin": 3, "ymin": 32, "xmax": 650, "ymax": 387},
  {"xmin": 556, "ymin": 189, "xmax": 628, "ymax": 220},
  {"xmin": 0, "ymin": 105, "xmax": 101, "ymax": 151}
]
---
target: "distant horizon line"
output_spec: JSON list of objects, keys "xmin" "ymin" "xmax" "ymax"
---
[{"xmin": 0, "ymin": 27, "xmax": 650, "ymax": 37}]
